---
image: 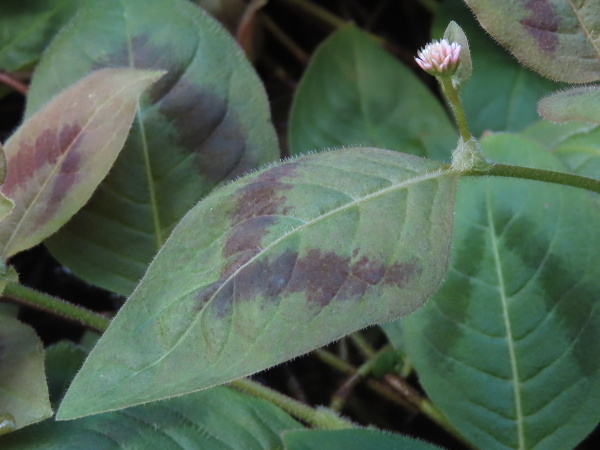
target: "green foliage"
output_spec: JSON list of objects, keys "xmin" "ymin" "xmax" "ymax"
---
[
  {"xmin": 283, "ymin": 428, "xmax": 442, "ymax": 449},
  {"xmin": 57, "ymin": 148, "xmax": 458, "ymax": 419},
  {"xmin": 0, "ymin": 342, "xmax": 302, "ymax": 449},
  {"xmin": 0, "ymin": 316, "xmax": 52, "ymax": 432},
  {"xmin": 402, "ymin": 135, "xmax": 600, "ymax": 449},
  {"xmin": 464, "ymin": 0, "xmax": 600, "ymax": 83},
  {"xmin": 288, "ymin": 26, "xmax": 456, "ymax": 160},
  {"xmin": 29, "ymin": 0, "xmax": 279, "ymax": 295},
  {"xmin": 1, "ymin": 0, "xmax": 600, "ymax": 448},
  {"xmin": 0, "ymin": 69, "xmax": 162, "ymax": 258}
]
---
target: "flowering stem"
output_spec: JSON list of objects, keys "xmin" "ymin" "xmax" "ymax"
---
[
  {"xmin": 439, "ymin": 76, "xmax": 471, "ymax": 143},
  {"xmin": 3, "ymin": 282, "xmax": 110, "ymax": 332}
]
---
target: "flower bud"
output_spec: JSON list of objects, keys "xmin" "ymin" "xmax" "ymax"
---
[{"xmin": 415, "ymin": 39, "xmax": 461, "ymax": 77}]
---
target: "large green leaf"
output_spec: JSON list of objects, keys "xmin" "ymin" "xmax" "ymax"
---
[
  {"xmin": 27, "ymin": 0, "xmax": 279, "ymax": 295},
  {"xmin": 434, "ymin": 0, "xmax": 561, "ymax": 136},
  {"xmin": 57, "ymin": 148, "xmax": 459, "ymax": 419},
  {"xmin": 402, "ymin": 134, "xmax": 600, "ymax": 449},
  {"xmin": 0, "ymin": 69, "xmax": 163, "ymax": 259},
  {"xmin": 283, "ymin": 428, "xmax": 441, "ymax": 450},
  {"xmin": 0, "ymin": 342, "xmax": 301, "ymax": 449},
  {"xmin": 464, "ymin": 0, "xmax": 600, "ymax": 83},
  {"xmin": 288, "ymin": 26, "xmax": 457, "ymax": 161},
  {"xmin": 0, "ymin": 0, "xmax": 78, "ymax": 72},
  {"xmin": 0, "ymin": 315, "xmax": 52, "ymax": 434}
]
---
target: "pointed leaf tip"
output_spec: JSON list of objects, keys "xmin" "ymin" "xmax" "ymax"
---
[{"xmin": 0, "ymin": 68, "xmax": 164, "ymax": 259}]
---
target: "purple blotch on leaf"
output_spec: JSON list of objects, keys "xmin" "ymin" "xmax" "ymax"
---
[
  {"xmin": 519, "ymin": 0, "xmax": 559, "ymax": 53},
  {"xmin": 223, "ymin": 216, "xmax": 278, "ymax": 258},
  {"xmin": 384, "ymin": 262, "xmax": 421, "ymax": 289}
]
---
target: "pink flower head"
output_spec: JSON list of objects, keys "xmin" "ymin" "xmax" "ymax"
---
[{"xmin": 415, "ymin": 39, "xmax": 461, "ymax": 77}]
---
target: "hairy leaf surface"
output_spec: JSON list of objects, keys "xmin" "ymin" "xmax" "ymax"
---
[
  {"xmin": 57, "ymin": 148, "xmax": 459, "ymax": 419},
  {"xmin": 403, "ymin": 135, "xmax": 600, "ymax": 450},
  {"xmin": 464, "ymin": 0, "xmax": 600, "ymax": 83},
  {"xmin": 288, "ymin": 26, "xmax": 456, "ymax": 161},
  {"xmin": 0, "ymin": 69, "xmax": 163, "ymax": 258},
  {"xmin": 538, "ymin": 86, "xmax": 600, "ymax": 124},
  {"xmin": 0, "ymin": 316, "xmax": 52, "ymax": 433},
  {"xmin": 435, "ymin": 0, "xmax": 561, "ymax": 136},
  {"xmin": 0, "ymin": 342, "xmax": 300, "ymax": 448},
  {"xmin": 28, "ymin": 0, "xmax": 279, "ymax": 295},
  {"xmin": 283, "ymin": 429, "xmax": 441, "ymax": 450}
]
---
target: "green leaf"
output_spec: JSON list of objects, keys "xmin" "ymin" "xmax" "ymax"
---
[
  {"xmin": 0, "ymin": 68, "xmax": 163, "ymax": 259},
  {"xmin": 57, "ymin": 148, "xmax": 459, "ymax": 419},
  {"xmin": 464, "ymin": 0, "xmax": 600, "ymax": 83},
  {"xmin": 402, "ymin": 134, "xmax": 600, "ymax": 450},
  {"xmin": 283, "ymin": 429, "xmax": 441, "ymax": 450},
  {"xmin": 522, "ymin": 120, "xmax": 596, "ymax": 150},
  {"xmin": 0, "ymin": 315, "xmax": 52, "ymax": 434},
  {"xmin": 443, "ymin": 21, "xmax": 472, "ymax": 89},
  {"xmin": 0, "ymin": 340, "xmax": 301, "ymax": 448},
  {"xmin": 434, "ymin": 0, "xmax": 561, "ymax": 136},
  {"xmin": 538, "ymin": 85, "xmax": 600, "ymax": 124},
  {"xmin": 552, "ymin": 126, "xmax": 600, "ymax": 180},
  {"xmin": 27, "ymin": 0, "xmax": 279, "ymax": 296},
  {"xmin": 288, "ymin": 25, "xmax": 457, "ymax": 161},
  {"xmin": 0, "ymin": 0, "xmax": 78, "ymax": 73}
]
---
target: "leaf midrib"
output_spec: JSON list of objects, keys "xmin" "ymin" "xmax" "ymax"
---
[{"xmin": 486, "ymin": 188, "xmax": 525, "ymax": 450}]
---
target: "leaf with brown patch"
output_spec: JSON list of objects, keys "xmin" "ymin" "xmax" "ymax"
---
[
  {"xmin": 57, "ymin": 147, "xmax": 459, "ymax": 420},
  {"xmin": 26, "ymin": 0, "xmax": 280, "ymax": 295},
  {"xmin": 0, "ymin": 143, "xmax": 14, "ymax": 224},
  {"xmin": 0, "ymin": 315, "xmax": 52, "ymax": 432},
  {"xmin": 465, "ymin": 0, "xmax": 600, "ymax": 83},
  {"xmin": 0, "ymin": 68, "xmax": 163, "ymax": 258}
]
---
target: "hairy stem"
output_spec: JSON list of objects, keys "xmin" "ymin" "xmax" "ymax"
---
[
  {"xmin": 230, "ymin": 377, "xmax": 355, "ymax": 429},
  {"xmin": 3, "ymin": 282, "xmax": 110, "ymax": 332},
  {"xmin": 463, "ymin": 163, "xmax": 600, "ymax": 194}
]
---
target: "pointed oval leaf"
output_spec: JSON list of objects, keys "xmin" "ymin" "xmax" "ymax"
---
[
  {"xmin": 403, "ymin": 134, "xmax": 600, "ymax": 450},
  {"xmin": 538, "ymin": 85, "xmax": 600, "ymax": 124},
  {"xmin": 434, "ymin": 0, "xmax": 562, "ymax": 136},
  {"xmin": 0, "ymin": 315, "xmax": 52, "ymax": 433},
  {"xmin": 57, "ymin": 148, "xmax": 459, "ymax": 419},
  {"xmin": 464, "ymin": 0, "xmax": 600, "ymax": 83},
  {"xmin": 283, "ymin": 429, "xmax": 442, "ymax": 450},
  {"xmin": 0, "ymin": 68, "xmax": 163, "ymax": 259},
  {"xmin": 288, "ymin": 26, "xmax": 457, "ymax": 161},
  {"xmin": 27, "ymin": 0, "xmax": 279, "ymax": 295}
]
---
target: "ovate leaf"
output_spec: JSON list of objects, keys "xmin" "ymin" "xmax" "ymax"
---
[
  {"xmin": 403, "ymin": 134, "xmax": 600, "ymax": 449},
  {"xmin": 434, "ymin": 0, "xmax": 561, "ymax": 136},
  {"xmin": 0, "ymin": 68, "xmax": 163, "ymax": 259},
  {"xmin": 0, "ymin": 315, "xmax": 52, "ymax": 433},
  {"xmin": 57, "ymin": 148, "xmax": 459, "ymax": 419},
  {"xmin": 28, "ymin": 0, "xmax": 279, "ymax": 296},
  {"xmin": 283, "ymin": 429, "xmax": 441, "ymax": 450},
  {"xmin": 464, "ymin": 0, "xmax": 600, "ymax": 83},
  {"xmin": 288, "ymin": 26, "xmax": 456, "ymax": 161},
  {"xmin": 539, "ymin": 85, "xmax": 600, "ymax": 124}
]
